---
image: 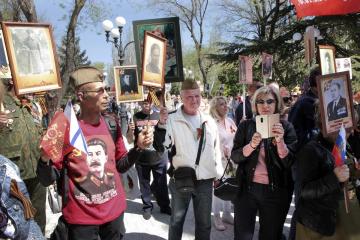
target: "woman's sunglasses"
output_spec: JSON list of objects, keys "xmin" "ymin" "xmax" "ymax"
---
[
  {"xmin": 282, "ymin": 97, "xmax": 292, "ymax": 103},
  {"xmin": 256, "ymin": 99, "xmax": 276, "ymax": 105}
]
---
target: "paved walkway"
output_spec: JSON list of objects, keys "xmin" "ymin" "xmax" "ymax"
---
[{"xmin": 46, "ymin": 182, "xmax": 293, "ymax": 240}]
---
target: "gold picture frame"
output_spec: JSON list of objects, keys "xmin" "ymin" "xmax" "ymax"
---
[
  {"xmin": 141, "ymin": 31, "xmax": 167, "ymax": 88},
  {"xmin": 1, "ymin": 22, "xmax": 61, "ymax": 95},
  {"xmin": 114, "ymin": 65, "xmax": 143, "ymax": 103}
]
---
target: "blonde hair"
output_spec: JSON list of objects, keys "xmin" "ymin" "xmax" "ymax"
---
[
  {"xmin": 251, "ymin": 86, "xmax": 283, "ymax": 115},
  {"xmin": 209, "ymin": 96, "xmax": 227, "ymax": 120}
]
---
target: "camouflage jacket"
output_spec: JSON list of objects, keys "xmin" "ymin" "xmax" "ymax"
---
[{"xmin": 0, "ymin": 94, "xmax": 42, "ymax": 180}]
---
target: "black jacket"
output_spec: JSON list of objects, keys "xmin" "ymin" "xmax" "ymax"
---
[
  {"xmin": 295, "ymin": 136, "xmax": 342, "ymax": 236},
  {"xmin": 231, "ymin": 119, "xmax": 297, "ymax": 191}
]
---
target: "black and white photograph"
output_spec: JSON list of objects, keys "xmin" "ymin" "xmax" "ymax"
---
[
  {"xmin": 262, "ymin": 53, "xmax": 273, "ymax": 79},
  {"xmin": 319, "ymin": 45, "xmax": 336, "ymax": 75},
  {"xmin": 1, "ymin": 22, "xmax": 61, "ymax": 95},
  {"xmin": 316, "ymin": 72, "xmax": 355, "ymax": 136},
  {"xmin": 336, "ymin": 57, "xmax": 352, "ymax": 79},
  {"xmin": 141, "ymin": 31, "xmax": 167, "ymax": 88},
  {"xmin": 239, "ymin": 55, "xmax": 253, "ymax": 84}
]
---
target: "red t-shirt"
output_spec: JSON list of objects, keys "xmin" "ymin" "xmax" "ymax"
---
[{"xmin": 54, "ymin": 116, "xmax": 128, "ymax": 225}]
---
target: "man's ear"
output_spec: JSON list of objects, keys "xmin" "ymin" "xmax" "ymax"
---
[{"xmin": 76, "ymin": 91, "xmax": 84, "ymax": 102}]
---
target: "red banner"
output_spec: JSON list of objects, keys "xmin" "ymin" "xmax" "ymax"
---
[{"xmin": 291, "ymin": 0, "xmax": 360, "ymax": 18}]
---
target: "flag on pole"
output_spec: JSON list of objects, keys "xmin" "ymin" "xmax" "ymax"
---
[
  {"xmin": 291, "ymin": 0, "xmax": 360, "ymax": 19},
  {"xmin": 40, "ymin": 101, "xmax": 88, "ymax": 164},
  {"xmin": 64, "ymin": 101, "xmax": 88, "ymax": 154},
  {"xmin": 332, "ymin": 125, "xmax": 346, "ymax": 167}
]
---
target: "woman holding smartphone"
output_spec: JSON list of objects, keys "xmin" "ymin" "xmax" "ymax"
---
[{"xmin": 231, "ymin": 86, "xmax": 297, "ymax": 240}]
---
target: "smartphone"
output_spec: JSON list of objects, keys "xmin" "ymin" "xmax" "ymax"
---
[{"xmin": 256, "ymin": 114, "xmax": 280, "ymax": 139}]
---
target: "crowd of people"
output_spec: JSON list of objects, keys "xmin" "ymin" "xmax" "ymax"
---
[{"xmin": 0, "ymin": 65, "xmax": 360, "ymax": 240}]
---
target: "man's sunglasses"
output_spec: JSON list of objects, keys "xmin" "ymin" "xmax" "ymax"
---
[{"xmin": 256, "ymin": 99, "xmax": 276, "ymax": 105}]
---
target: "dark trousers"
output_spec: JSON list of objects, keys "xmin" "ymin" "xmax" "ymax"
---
[
  {"xmin": 24, "ymin": 177, "xmax": 47, "ymax": 234},
  {"xmin": 234, "ymin": 182, "xmax": 290, "ymax": 240},
  {"xmin": 135, "ymin": 161, "xmax": 170, "ymax": 211},
  {"xmin": 68, "ymin": 213, "xmax": 125, "ymax": 240}
]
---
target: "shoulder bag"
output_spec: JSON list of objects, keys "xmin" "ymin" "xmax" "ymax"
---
[
  {"xmin": 173, "ymin": 122, "xmax": 206, "ymax": 193},
  {"xmin": 214, "ymin": 157, "xmax": 239, "ymax": 201}
]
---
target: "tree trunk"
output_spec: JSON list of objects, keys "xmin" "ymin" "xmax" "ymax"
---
[
  {"xmin": 56, "ymin": 0, "xmax": 86, "ymax": 108},
  {"xmin": 17, "ymin": 0, "xmax": 37, "ymax": 22}
]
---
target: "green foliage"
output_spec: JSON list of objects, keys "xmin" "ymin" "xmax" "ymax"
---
[{"xmin": 214, "ymin": 0, "xmax": 360, "ymax": 93}]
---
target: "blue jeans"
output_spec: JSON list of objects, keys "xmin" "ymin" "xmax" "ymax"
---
[{"xmin": 168, "ymin": 178, "xmax": 213, "ymax": 240}]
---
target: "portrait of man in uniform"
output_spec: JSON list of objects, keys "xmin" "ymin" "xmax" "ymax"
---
[
  {"xmin": 75, "ymin": 138, "xmax": 116, "ymax": 202},
  {"xmin": 326, "ymin": 81, "xmax": 348, "ymax": 121}
]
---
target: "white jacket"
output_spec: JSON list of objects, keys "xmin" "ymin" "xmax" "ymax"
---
[{"xmin": 158, "ymin": 109, "xmax": 223, "ymax": 180}]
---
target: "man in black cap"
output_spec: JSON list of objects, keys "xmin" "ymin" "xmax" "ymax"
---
[
  {"xmin": 37, "ymin": 66, "xmax": 153, "ymax": 240},
  {"xmin": 154, "ymin": 79, "xmax": 223, "ymax": 240}
]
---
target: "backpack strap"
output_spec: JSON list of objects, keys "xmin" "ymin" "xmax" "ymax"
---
[{"xmin": 103, "ymin": 114, "xmax": 119, "ymax": 144}]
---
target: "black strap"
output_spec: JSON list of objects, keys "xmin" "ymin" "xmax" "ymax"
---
[
  {"xmin": 195, "ymin": 122, "xmax": 206, "ymax": 166},
  {"xmin": 219, "ymin": 157, "xmax": 231, "ymax": 180}
]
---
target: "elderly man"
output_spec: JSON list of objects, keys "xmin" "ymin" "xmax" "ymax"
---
[
  {"xmin": 37, "ymin": 66, "xmax": 153, "ymax": 240},
  {"xmin": 327, "ymin": 82, "xmax": 348, "ymax": 121},
  {"xmin": 154, "ymin": 79, "xmax": 223, "ymax": 240}
]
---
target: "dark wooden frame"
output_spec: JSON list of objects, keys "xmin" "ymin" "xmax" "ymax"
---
[
  {"xmin": 114, "ymin": 65, "xmax": 143, "ymax": 103},
  {"xmin": 316, "ymin": 72, "xmax": 355, "ymax": 137},
  {"xmin": 141, "ymin": 31, "xmax": 167, "ymax": 88},
  {"xmin": 318, "ymin": 45, "xmax": 336, "ymax": 75},
  {"xmin": 1, "ymin": 22, "xmax": 61, "ymax": 95},
  {"xmin": 133, "ymin": 17, "xmax": 184, "ymax": 83}
]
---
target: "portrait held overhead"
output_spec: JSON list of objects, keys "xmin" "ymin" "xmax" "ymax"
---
[
  {"xmin": 1, "ymin": 22, "xmax": 61, "ymax": 95},
  {"xmin": 262, "ymin": 53, "xmax": 273, "ymax": 79},
  {"xmin": 114, "ymin": 65, "xmax": 143, "ymax": 103},
  {"xmin": 141, "ymin": 31, "xmax": 167, "ymax": 88},
  {"xmin": 319, "ymin": 45, "xmax": 336, "ymax": 75},
  {"xmin": 133, "ymin": 17, "xmax": 184, "ymax": 83}
]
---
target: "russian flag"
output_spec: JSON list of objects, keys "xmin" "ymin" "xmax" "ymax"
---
[
  {"xmin": 64, "ymin": 101, "xmax": 88, "ymax": 154},
  {"xmin": 332, "ymin": 125, "xmax": 346, "ymax": 167},
  {"xmin": 41, "ymin": 101, "xmax": 87, "ymax": 164}
]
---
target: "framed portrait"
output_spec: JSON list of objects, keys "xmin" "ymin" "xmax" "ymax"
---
[
  {"xmin": 0, "ymin": 29, "xmax": 11, "ymax": 79},
  {"xmin": 239, "ymin": 55, "xmax": 253, "ymax": 84},
  {"xmin": 316, "ymin": 72, "xmax": 355, "ymax": 137},
  {"xmin": 318, "ymin": 45, "xmax": 336, "ymax": 75},
  {"xmin": 262, "ymin": 53, "xmax": 273, "ymax": 79},
  {"xmin": 133, "ymin": 17, "xmax": 184, "ymax": 83},
  {"xmin": 141, "ymin": 31, "xmax": 167, "ymax": 88},
  {"xmin": 114, "ymin": 65, "xmax": 143, "ymax": 103},
  {"xmin": 336, "ymin": 57, "xmax": 352, "ymax": 79},
  {"xmin": 1, "ymin": 22, "xmax": 61, "ymax": 95}
]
